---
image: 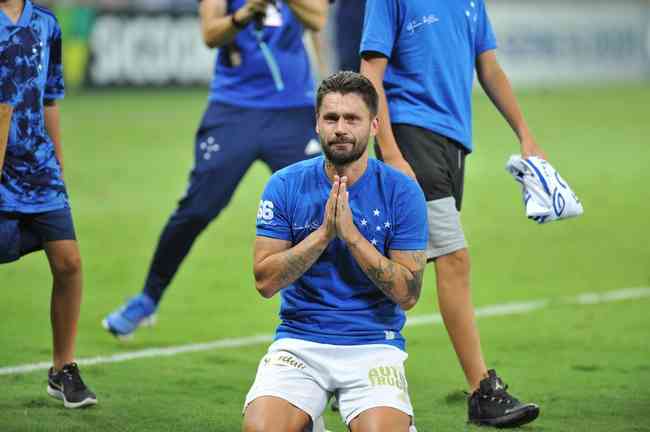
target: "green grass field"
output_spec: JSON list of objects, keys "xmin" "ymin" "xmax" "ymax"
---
[{"xmin": 1, "ymin": 83, "xmax": 649, "ymax": 431}]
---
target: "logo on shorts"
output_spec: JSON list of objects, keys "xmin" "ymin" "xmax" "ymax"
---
[
  {"xmin": 264, "ymin": 353, "xmax": 306, "ymax": 370},
  {"xmin": 368, "ymin": 366, "xmax": 407, "ymax": 391}
]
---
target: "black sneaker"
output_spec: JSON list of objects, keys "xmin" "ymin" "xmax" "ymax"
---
[
  {"xmin": 468, "ymin": 370, "xmax": 539, "ymax": 428},
  {"xmin": 47, "ymin": 363, "xmax": 97, "ymax": 408}
]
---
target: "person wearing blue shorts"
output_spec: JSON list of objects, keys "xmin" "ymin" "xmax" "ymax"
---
[
  {"xmin": 243, "ymin": 71, "xmax": 427, "ymax": 432},
  {"xmin": 103, "ymin": 0, "xmax": 329, "ymax": 337},
  {"xmin": 0, "ymin": 0, "xmax": 96, "ymax": 408},
  {"xmin": 360, "ymin": 0, "xmax": 546, "ymax": 427}
]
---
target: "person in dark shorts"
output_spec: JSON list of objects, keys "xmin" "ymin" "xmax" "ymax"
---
[
  {"xmin": 361, "ymin": 0, "xmax": 546, "ymax": 427},
  {"xmin": 0, "ymin": 0, "xmax": 97, "ymax": 408}
]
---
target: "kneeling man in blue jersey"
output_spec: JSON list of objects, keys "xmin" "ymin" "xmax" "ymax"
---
[{"xmin": 242, "ymin": 71, "xmax": 427, "ymax": 432}]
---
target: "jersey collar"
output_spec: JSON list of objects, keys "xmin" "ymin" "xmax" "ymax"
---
[
  {"xmin": 0, "ymin": 0, "xmax": 33, "ymax": 27},
  {"xmin": 319, "ymin": 157, "xmax": 374, "ymax": 199},
  {"xmin": 18, "ymin": 0, "xmax": 33, "ymax": 27}
]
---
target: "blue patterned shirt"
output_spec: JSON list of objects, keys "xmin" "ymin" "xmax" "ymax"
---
[{"xmin": 0, "ymin": 0, "xmax": 67, "ymax": 213}]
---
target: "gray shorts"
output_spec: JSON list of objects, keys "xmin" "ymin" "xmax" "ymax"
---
[
  {"xmin": 376, "ymin": 124, "xmax": 469, "ymax": 260},
  {"xmin": 426, "ymin": 197, "xmax": 467, "ymax": 260}
]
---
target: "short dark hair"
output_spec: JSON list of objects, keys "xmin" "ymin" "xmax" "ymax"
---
[{"xmin": 316, "ymin": 71, "xmax": 379, "ymax": 117}]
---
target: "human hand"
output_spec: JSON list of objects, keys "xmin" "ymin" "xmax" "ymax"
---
[
  {"xmin": 334, "ymin": 176, "xmax": 361, "ymax": 245},
  {"xmin": 318, "ymin": 175, "xmax": 339, "ymax": 242},
  {"xmin": 521, "ymin": 137, "xmax": 547, "ymax": 160}
]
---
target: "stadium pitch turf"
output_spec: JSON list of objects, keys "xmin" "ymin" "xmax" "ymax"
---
[{"xmin": 1, "ymin": 84, "xmax": 649, "ymax": 431}]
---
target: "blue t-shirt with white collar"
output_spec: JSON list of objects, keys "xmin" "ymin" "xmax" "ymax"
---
[
  {"xmin": 0, "ymin": 0, "xmax": 67, "ymax": 213},
  {"xmin": 361, "ymin": 0, "xmax": 497, "ymax": 151},
  {"xmin": 256, "ymin": 156, "xmax": 428, "ymax": 351}
]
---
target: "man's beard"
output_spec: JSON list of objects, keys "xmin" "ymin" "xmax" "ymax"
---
[{"xmin": 321, "ymin": 134, "xmax": 368, "ymax": 166}]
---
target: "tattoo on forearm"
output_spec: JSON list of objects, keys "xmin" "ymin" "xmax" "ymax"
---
[
  {"xmin": 404, "ymin": 252, "xmax": 426, "ymax": 300},
  {"xmin": 404, "ymin": 267, "xmax": 424, "ymax": 300},
  {"xmin": 278, "ymin": 247, "xmax": 321, "ymax": 286},
  {"xmin": 365, "ymin": 258, "xmax": 397, "ymax": 297},
  {"xmin": 368, "ymin": 251, "xmax": 426, "ymax": 305}
]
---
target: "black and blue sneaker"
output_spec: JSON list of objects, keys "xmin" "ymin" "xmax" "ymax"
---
[
  {"xmin": 47, "ymin": 363, "xmax": 97, "ymax": 409},
  {"xmin": 468, "ymin": 369, "xmax": 539, "ymax": 428}
]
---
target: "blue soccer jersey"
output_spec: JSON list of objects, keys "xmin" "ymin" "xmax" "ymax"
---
[
  {"xmin": 256, "ymin": 157, "xmax": 428, "ymax": 351},
  {"xmin": 361, "ymin": 0, "xmax": 497, "ymax": 152},
  {"xmin": 209, "ymin": 0, "xmax": 315, "ymax": 109},
  {"xmin": 0, "ymin": 1, "xmax": 67, "ymax": 213}
]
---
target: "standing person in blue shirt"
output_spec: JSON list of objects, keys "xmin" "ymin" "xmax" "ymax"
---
[
  {"xmin": 0, "ymin": 0, "xmax": 97, "ymax": 408},
  {"xmin": 360, "ymin": 0, "xmax": 545, "ymax": 428},
  {"xmin": 103, "ymin": 0, "xmax": 329, "ymax": 337},
  {"xmin": 243, "ymin": 71, "xmax": 427, "ymax": 432}
]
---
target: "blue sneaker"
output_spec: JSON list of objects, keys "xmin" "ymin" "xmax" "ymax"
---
[{"xmin": 102, "ymin": 293, "xmax": 157, "ymax": 339}]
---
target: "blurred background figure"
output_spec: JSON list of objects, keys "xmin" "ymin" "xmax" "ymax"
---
[
  {"xmin": 101, "ymin": 0, "xmax": 328, "ymax": 338},
  {"xmin": 333, "ymin": 0, "xmax": 365, "ymax": 72}
]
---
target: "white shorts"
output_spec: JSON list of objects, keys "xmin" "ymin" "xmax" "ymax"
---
[{"xmin": 243, "ymin": 338, "xmax": 416, "ymax": 431}]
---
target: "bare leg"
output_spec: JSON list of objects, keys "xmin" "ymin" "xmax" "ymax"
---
[
  {"xmin": 44, "ymin": 240, "xmax": 83, "ymax": 371},
  {"xmin": 435, "ymin": 248, "xmax": 488, "ymax": 391},
  {"xmin": 243, "ymin": 396, "xmax": 312, "ymax": 432},
  {"xmin": 349, "ymin": 407, "xmax": 411, "ymax": 432}
]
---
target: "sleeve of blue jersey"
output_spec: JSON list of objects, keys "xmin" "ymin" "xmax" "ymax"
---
[
  {"xmin": 389, "ymin": 180, "xmax": 428, "ymax": 251},
  {"xmin": 255, "ymin": 173, "xmax": 292, "ymax": 241},
  {"xmin": 44, "ymin": 21, "xmax": 65, "ymax": 100},
  {"xmin": 359, "ymin": 0, "xmax": 398, "ymax": 59},
  {"xmin": 475, "ymin": 0, "xmax": 498, "ymax": 55}
]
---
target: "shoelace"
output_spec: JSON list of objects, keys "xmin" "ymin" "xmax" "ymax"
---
[
  {"xmin": 469, "ymin": 381, "xmax": 515, "ymax": 405},
  {"xmin": 485, "ymin": 384, "xmax": 514, "ymax": 404},
  {"xmin": 62, "ymin": 364, "xmax": 86, "ymax": 392}
]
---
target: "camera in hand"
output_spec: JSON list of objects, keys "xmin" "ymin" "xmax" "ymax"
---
[{"xmin": 254, "ymin": 0, "xmax": 278, "ymax": 30}]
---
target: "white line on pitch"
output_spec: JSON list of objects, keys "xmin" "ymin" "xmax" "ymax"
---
[{"xmin": 1, "ymin": 287, "xmax": 648, "ymax": 376}]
